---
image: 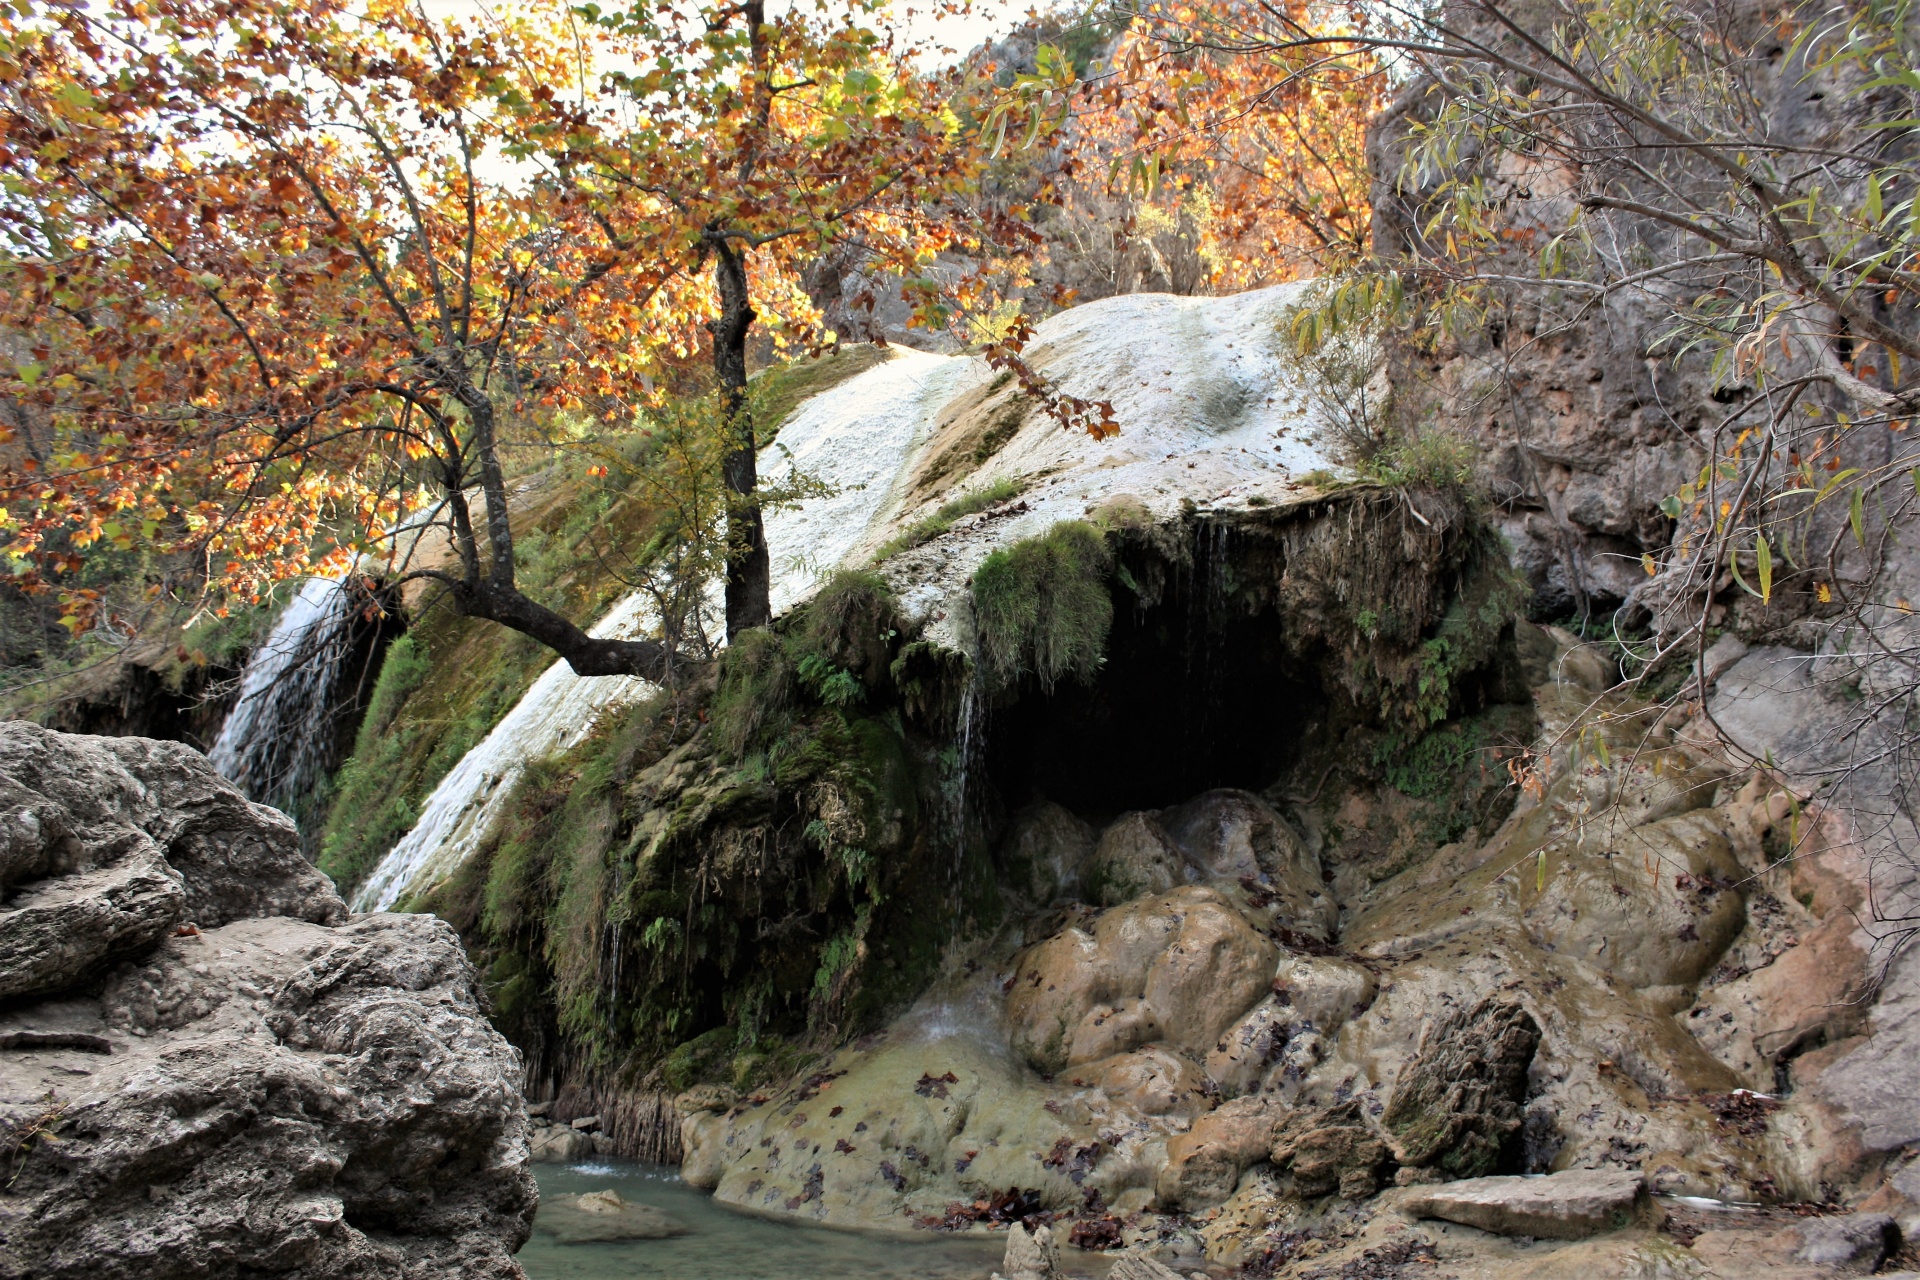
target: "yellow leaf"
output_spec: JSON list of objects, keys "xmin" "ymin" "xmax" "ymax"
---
[{"xmin": 1641, "ymin": 552, "xmax": 1657, "ymax": 576}]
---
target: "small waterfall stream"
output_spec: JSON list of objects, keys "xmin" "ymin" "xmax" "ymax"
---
[{"xmin": 208, "ymin": 576, "xmax": 360, "ymax": 811}]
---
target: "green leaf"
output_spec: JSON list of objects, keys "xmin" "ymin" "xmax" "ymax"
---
[
  {"xmin": 1851, "ymin": 486, "xmax": 1866, "ymax": 547},
  {"xmin": 1536, "ymin": 847, "xmax": 1548, "ymax": 892},
  {"xmin": 1659, "ymin": 494, "xmax": 1683, "ymax": 520},
  {"xmin": 1756, "ymin": 532, "xmax": 1773, "ymax": 604},
  {"xmin": 1869, "ymin": 172, "xmax": 1885, "ymax": 223}
]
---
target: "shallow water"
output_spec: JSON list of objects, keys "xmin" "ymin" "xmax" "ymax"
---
[{"xmin": 518, "ymin": 1160, "xmax": 1005, "ymax": 1280}]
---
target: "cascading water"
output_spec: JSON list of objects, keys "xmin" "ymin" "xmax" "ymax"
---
[
  {"xmin": 209, "ymin": 575, "xmax": 360, "ymax": 812},
  {"xmin": 350, "ymin": 285, "xmax": 1336, "ymax": 910},
  {"xmin": 352, "ymin": 350, "xmax": 968, "ymax": 911}
]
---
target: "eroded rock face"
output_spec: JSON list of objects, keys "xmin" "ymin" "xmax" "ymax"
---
[
  {"xmin": 0, "ymin": 724, "xmax": 533, "ymax": 1279},
  {"xmin": 1380, "ymin": 998, "xmax": 1538, "ymax": 1179},
  {"xmin": 677, "ymin": 627, "xmax": 1911, "ymax": 1277},
  {"xmin": 0, "ymin": 723, "xmax": 344, "ymax": 1004}
]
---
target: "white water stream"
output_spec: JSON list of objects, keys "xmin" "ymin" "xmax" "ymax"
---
[
  {"xmin": 344, "ymin": 285, "xmax": 1331, "ymax": 910},
  {"xmin": 209, "ymin": 574, "xmax": 359, "ymax": 810}
]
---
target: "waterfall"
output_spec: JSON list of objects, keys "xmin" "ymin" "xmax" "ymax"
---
[
  {"xmin": 351, "ymin": 350, "xmax": 967, "ymax": 911},
  {"xmin": 350, "ymin": 591, "xmax": 658, "ymax": 911},
  {"xmin": 347, "ymin": 285, "xmax": 1336, "ymax": 911},
  {"xmin": 208, "ymin": 575, "xmax": 359, "ymax": 812}
]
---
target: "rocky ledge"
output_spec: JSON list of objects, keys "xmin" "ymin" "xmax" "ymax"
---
[{"xmin": 0, "ymin": 723, "xmax": 535, "ymax": 1279}]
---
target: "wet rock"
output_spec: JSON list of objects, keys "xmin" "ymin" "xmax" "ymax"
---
[
  {"xmin": 1522, "ymin": 810, "xmax": 1747, "ymax": 988},
  {"xmin": 1791, "ymin": 1212, "xmax": 1897, "ymax": 1270},
  {"xmin": 1106, "ymin": 1252, "xmax": 1184, "ymax": 1280},
  {"xmin": 1155, "ymin": 1094, "xmax": 1283, "ymax": 1210},
  {"xmin": 1155, "ymin": 789, "xmax": 1335, "ymax": 935},
  {"xmin": 1001, "ymin": 802, "xmax": 1097, "ymax": 907},
  {"xmin": 995, "ymin": 1221, "xmax": 1059, "ymax": 1280},
  {"xmin": 1398, "ymin": 1168, "xmax": 1649, "ymax": 1239},
  {"xmin": 1087, "ymin": 1044, "xmax": 1212, "ymax": 1120},
  {"xmin": 1269, "ymin": 1100, "xmax": 1392, "ymax": 1199},
  {"xmin": 531, "ymin": 1127, "xmax": 596, "ymax": 1164},
  {"xmin": 1381, "ymin": 997, "xmax": 1538, "ymax": 1178},
  {"xmin": 1270, "ymin": 953, "xmax": 1377, "ymax": 1031},
  {"xmin": 1006, "ymin": 886, "xmax": 1277, "ymax": 1072},
  {"xmin": 536, "ymin": 1189, "xmax": 690, "ymax": 1244},
  {"xmin": 1088, "ymin": 812, "xmax": 1184, "ymax": 906}
]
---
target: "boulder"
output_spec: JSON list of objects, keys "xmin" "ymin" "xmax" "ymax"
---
[
  {"xmin": 0, "ymin": 726, "xmax": 532, "ymax": 1279},
  {"xmin": 1398, "ymin": 1168, "xmax": 1649, "ymax": 1240},
  {"xmin": 1088, "ymin": 812, "xmax": 1185, "ymax": 906},
  {"xmin": 995, "ymin": 1221, "xmax": 1059, "ymax": 1280},
  {"xmin": 535, "ymin": 1189, "xmax": 689, "ymax": 1244},
  {"xmin": 1791, "ymin": 1212, "xmax": 1897, "ymax": 1271},
  {"xmin": 1380, "ymin": 997, "xmax": 1539, "ymax": 1178},
  {"xmin": 531, "ymin": 1126, "xmax": 596, "ymax": 1164},
  {"xmin": 1269, "ymin": 1100, "xmax": 1392, "ymax": 1200},
  {"xmin": 1000, "ymin": 802, "xmax": 1097, "ymax": 907},
  {"xmin": 1006, "ymin": 886, "xmax": 1277, "ymax": 1072},
  {"xmin": 0, "ymin": 845, "xmax": 185, "ymax": 1000},
  {"xmin": 1156, "ymin": 789, "xmax": 1335, "ymax": 936},
  {"xmin": 1155, "ymin": 1095, "xmax": 1282, "ymax": 1210},
  {"xmin": 0, "ymin": 723, "xmax": 344, "ymax": 1003},
  {"xmin": 0, "ymin": 914, "xmax": 535, "ymax": 1279}
]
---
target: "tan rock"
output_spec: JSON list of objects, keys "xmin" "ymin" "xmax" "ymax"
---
[
  {"xmin": 1090, "ymin": 1045, "xmax": 1211, "ymax": 1119},
  {"xmin": 1155, "ymin": 1094, "xmax": 1282, "ymax": 1209},
  {"xmin": 1157, "ymin": 789, "xmax": 1336, "ymax": 937},
  {"xmin": 1398, "ymin": 1168, "xmax": 1649, "ymax": 1239},
  {"xmin": 1088, "ymin": 812, "xmax": 1185, "ymax": 906},
  {"xmin": 1270, "ymin": 952, "xmax": 1377, "ymax": 1032},
  {"xmin": 680, "ymin": 1110, "xmax": 727, "ymax": 1188},
  {"xmin": 1269, "ymin": 1100, "xmax": 1390, "ymax": 1199},
  {"xmin": 996, "ymin": 1221, "xmax": 1059, "ymax": 1280},
  {"xmin": 1068, "ymin": 996, "xmax": 1161, "ymax": 1064},
  {"xmin": 1006, "ymin": 886, "xmax": 1272, "ymax": 1071},
  {"xmin": 1522, "ymin": 810, "xmax": 1747, "ymax": 988},
  {"xmin": 1141, "ymin": 895, "xmax": 1279, "ymax": 1056}
]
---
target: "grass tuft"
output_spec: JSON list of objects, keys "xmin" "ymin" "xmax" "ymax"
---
[
  {"xmin": 873, "ymin": 476, "xmax": 1028, "ymax": 563},
  {"xmin": 971, "ymin": 520, "xmax": 1113, "ymax": 694}
]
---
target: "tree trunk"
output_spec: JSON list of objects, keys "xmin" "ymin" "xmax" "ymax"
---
[
  {"xmin": 460, "ymin": 578, "xmax": 675, "ymax": 681},
  {"xmin": 713, "ymin": 237, "xmax": 771, "ymax": 638}
]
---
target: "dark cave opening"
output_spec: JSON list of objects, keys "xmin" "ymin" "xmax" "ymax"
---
[{"xmin": 981, "ymin": 528, "xmax": 1329, "ymax": 823}]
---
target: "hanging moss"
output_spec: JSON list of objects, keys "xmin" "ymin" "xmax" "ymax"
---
[{"xmin": 971, "ymin": 520, "xmax": 1114, "ymax": 694}]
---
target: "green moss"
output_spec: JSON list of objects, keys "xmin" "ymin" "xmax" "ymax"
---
[
  {"xmin": 873, "ymin": 476, "xmax": 1029, "ymax": 563},
  {"xmin": 711, "ymin": 629, "xmax": 795, "ymax": 760},
  {"xmin": 660, "ymin": 1026, "xmax": 739, "ymax": 1094},
  {"xmin": 971, "ymin": 520, "xmax": 1114, "ymax": 693}
]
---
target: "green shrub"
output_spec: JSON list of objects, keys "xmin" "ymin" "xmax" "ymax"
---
[{"xmin": 971, "ymin": 521, "xmax": 1114, "ymax": 693}]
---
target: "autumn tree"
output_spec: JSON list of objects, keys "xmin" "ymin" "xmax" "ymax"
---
[
  {"xmin": 553, "ymin": 0, "xmax": 1066, "ymax": 634},
  {"xmin": 1017, "ymin": 1, "xmax": 1384, "ymax": 305},
  {"xmin": 0, "ymin": 0, "xmax": 1068, "ymax": 676}
]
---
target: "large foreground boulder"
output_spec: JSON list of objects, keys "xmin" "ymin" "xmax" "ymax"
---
[{"xmin": 0, "ymin": 724, "xmax": 534, "ymax": 1279}]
